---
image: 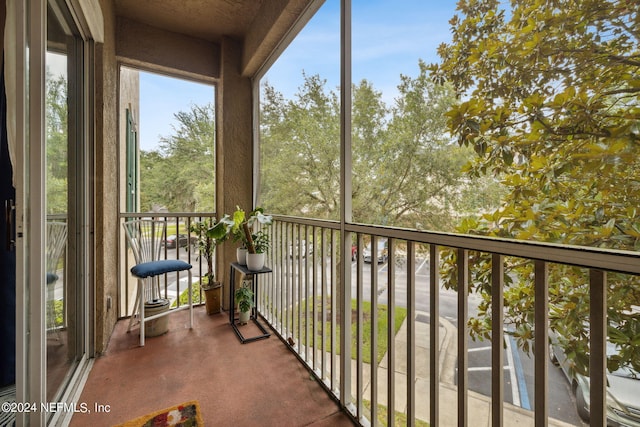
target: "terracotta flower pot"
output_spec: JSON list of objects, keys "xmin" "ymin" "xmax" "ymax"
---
[{"xmin": 203, "ymin": 282, "xmax": 221, "ymax": 314}]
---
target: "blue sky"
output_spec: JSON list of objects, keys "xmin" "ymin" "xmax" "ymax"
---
[
  {"xmin": 265, "ymin": 0, "xmax": 457, "ymax": 100},
  {"xmin": 139, "ymin": 74, "xmax": 214, "ymax": 150},
  {"xmin": 139, "ymin": 0, "xmax": 458, "ymax": 151}
]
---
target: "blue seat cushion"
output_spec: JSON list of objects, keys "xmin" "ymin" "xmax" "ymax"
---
[{"xmin": 131, "ymin": 260, "xmax": 192, "ymax": 278}]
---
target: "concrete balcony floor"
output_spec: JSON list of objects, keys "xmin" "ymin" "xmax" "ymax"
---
[{"xmin": 70, "ymin": 306, "xmax": 355, "ymax": 426}]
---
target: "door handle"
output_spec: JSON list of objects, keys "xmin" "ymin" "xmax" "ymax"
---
[{"xmin": 5, "ymin": 198, "xmax": 15, "ymax": 251}]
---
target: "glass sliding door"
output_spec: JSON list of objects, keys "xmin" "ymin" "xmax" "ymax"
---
[{"xmin": 45, "ymin": 0, "xmax": 87, "ymax": 405}]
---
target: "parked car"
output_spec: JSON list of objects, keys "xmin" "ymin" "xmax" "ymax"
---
[
  {"xmin": 550, "ymin": 333, "xmax": 640, "ymax": 426},
  {"xmin": 163, "ymin": 234, "xmax": 196, "ymax": 249},
  {"xmin": 363, "ymin": 238, "xmax": 388, "ymax": 263}
]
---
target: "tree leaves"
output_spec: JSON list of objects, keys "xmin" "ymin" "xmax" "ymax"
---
[
  {"xmin": 140, "ymin": 103, "xmax": 215, "ymax": 212},
  {"xmin": 46, "ymin": 72, "xmax": 69, "ymax": 214},
  {"xmin": 434, "ymin": 0, "xmax": 640, "ymax": 372},
  {"xmin": 259, "ymin": 65, "xmax": 502, "ymax": 229}
]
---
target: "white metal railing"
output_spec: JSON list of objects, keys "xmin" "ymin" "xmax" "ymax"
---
[
  {"xmin": 257, "ymin": 215, "xmax": 640, "ymax": 427},
  {"xmin": 118, "ymin": 212, "xmax": 217, "ymax": 318}
]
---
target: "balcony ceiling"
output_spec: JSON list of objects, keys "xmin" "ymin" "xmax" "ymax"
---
[
  {"xmin": 114, "ymin": 0, "xmax": 265, "ymax": 42},
  {"xmin": 114, "ymin": 0, "xmax": 322, "ymax": 77}
]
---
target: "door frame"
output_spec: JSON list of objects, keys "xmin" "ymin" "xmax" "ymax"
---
[{"xmin": 10, "ymin": 0, "xmax": 101, "ymax": 424}]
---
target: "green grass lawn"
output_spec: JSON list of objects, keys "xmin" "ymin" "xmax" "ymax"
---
[
  {"xmin": 363, "ymin": 400, "xmax": 430, "ymax": 427},
  {"xmin": 293, "ymin": 297, "xmax": 407, "ymax": 365},
  {"xmin": 165, "ymin": 224, "xmax": 190, "ymax": 236},
  {"xmin": 348, "ymin": 299, "xmax": 407, "ymax": 364}
]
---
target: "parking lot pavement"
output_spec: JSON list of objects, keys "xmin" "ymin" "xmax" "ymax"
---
[{"xmin": 349, "ymin": 311, "xmax": 576, "ymax": 426}]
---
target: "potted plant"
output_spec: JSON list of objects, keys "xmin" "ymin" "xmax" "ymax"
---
[
  {"xmin": 190, "ymin": 219, "xmax": 229, "ymax": 314},
  {"xmin": 213, "ymin": 206, "xmax": 273, "ymax": 271},
  {"xmin": 234, "ymin": 280, "xmax": 254, "ymax": 324},
  {"xmin": 242, "ymin": 207, "xmax": 272, "ymax": 271},
  {"xmin": 245, "ymin": 230, "xmax": 270, "ymax": 270}
]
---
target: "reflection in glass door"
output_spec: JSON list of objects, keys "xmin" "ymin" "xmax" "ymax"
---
[{"xmin": 45, "ymin": 0, "xmax": 86, "ymax": 402}]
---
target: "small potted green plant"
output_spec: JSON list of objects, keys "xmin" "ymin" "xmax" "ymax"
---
[{"xmin": 234, "ymin": 281, "xmax": 254, "ymax": 324}]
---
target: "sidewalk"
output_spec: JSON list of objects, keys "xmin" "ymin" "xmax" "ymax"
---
[{"xmin": 350, "ymin": 310, "xmax": 576, "ymax": 427}]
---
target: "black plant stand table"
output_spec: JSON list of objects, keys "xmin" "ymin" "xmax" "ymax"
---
[{"xmin": 229, "ymin": 262, "xmax": 272, "ymax": 343}]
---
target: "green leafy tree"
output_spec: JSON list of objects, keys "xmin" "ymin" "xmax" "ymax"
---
[
  {"xmin": 260, "ymin": 66, "xmax": 498, "ymax": 229},
  {"xmin": 431, "ymin": 0, "xmax": 640, "ymax": 373},
  {"xmin": 139, "ymin": 150, "xmax": 170, "ymax": 211},
  {"xmin": 140, "ymin": 103, "xmax": 215, "ymax": 212},
  {"xmin": 354, "ymin": 61, "xmax": 474, "ymax": 230},
  {"xmin": 350, "ymin": 79, "xmax": 390, "ymax": 223},
  {"xmin": 260, "ymin": 73, "xmax": 341, "ymax": 219},
  {"xmin": 46, "ymin": 71, "xmax": 68, "ymax": 215}
]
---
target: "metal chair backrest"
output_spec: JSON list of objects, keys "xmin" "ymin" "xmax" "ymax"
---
[
  {"xmin": 122, "ymin": 219, "xmax": 165, "ymax": 265},
  {"xmin": 46, "ymin": 221, "xmax": 68, "ymax": 275}
]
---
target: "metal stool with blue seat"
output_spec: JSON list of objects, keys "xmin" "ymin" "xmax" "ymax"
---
[{"xmin": 123, "ymin": 219, "xmax": 194, "ymax": 346}]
